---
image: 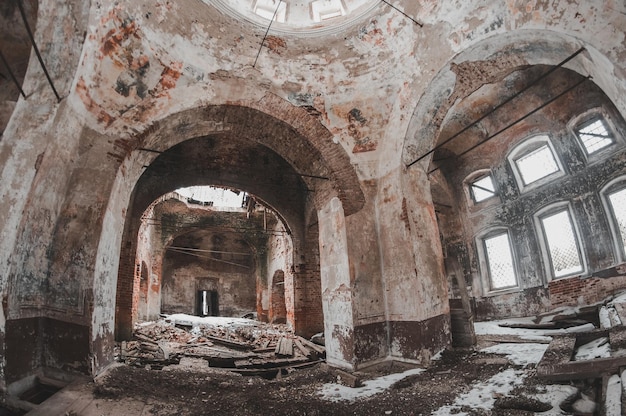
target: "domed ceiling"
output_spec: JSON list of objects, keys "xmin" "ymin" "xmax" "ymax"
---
[{"xmin": 209, "ymin": 0, "xmax": 380, "ymax": 34}]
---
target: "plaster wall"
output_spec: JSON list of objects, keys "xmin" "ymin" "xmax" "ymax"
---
[
  {"xmin": 1, "ymin": 0, "xmax": 626, "ymax": 383},
  {"xmin": 319, "ymin": 197, "xmax": 355, "ymax": 369},
  {"xmin": 437, "ymin": 73, "xmax": 626, "ymax": 320},
  {"xmin": 265, "ymin": 220, "xmax": 294, "ymax": 325}
]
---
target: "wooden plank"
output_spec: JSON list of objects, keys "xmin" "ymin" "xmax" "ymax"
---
[
  {"xmin": 158, "ymin": 342, "xmax": 170, "ymax": 360},
  {"xmin": 234, "ymin": 356, "xmax": 314, "ymax": 369},
  {"xmin": 206, "ymin": 335, "xmax": 254, "ymax": 350},
  {"xmin": 134, "ymin": 333, "xmax": 158, "ymax": 344},
  {"xmin": 537, "ymin": 355, "xmax": 626, "ymax": 381},
  {"xmin": 293, "ymin": 338, "xmax": 311, "ymax": 357},
  {"xmin": 537, "ymin": 333, "xmax": 626, "ymax": 381},
  {"xmin": 479, "ymin": 336, "xmax": 551, "ymax": 344},
  {"xmin": 275, "ymin": 337, "xmax": 293, "ymax": 357},
  {"xmin": 612, "ymin": 303, "xmax": 626, "ymax": 327},
  {"xmin": 299, "ymin": 337, "xmax": 325, "ymax": 355},
  {"xmin": 334, "ymin": 369, "xmax": 362, "ymax": 388}
]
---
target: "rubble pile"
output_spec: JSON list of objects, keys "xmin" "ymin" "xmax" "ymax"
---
[{"xmin": 116, "ymin": 315, "xmax": 325, "ymax": 377}]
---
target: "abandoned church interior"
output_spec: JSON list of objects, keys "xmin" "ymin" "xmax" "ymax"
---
[{"xmin": 1, "ymin": 0, "xmax": 626, "ymax": 414}]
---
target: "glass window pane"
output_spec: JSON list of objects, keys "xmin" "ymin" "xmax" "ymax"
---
[
  {"xmin": 471, "ymin": 175, "xmax": 496, "ymax": 202},
  {"xmin": 484, "ymin": 233, "xmax": 516, "ymax": 289},
  {"xmin": 608, "ymin": 188, "xmax": 626, "ymax": 257},
  {"xmin": 541, "ymin": 210, "xmax": 583, "ymax": 278},
  {"xmin": 515, "ymin": 145, "xmax": 559, "ymax": 185},
  {"xmin": 577, "ymin": 118, "xmax": 613, "ymax": 154}
]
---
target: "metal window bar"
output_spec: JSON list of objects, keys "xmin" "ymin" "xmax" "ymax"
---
[
  {"xmin": 484, "ymin": 232, "xmax": 517, "ymax": 290},
  {"xmin": 608, "ymin": 188, "xmax": 626, "ymax": 257},
  {"xmin": 577, "ymin": 118, "xmax": 613, "ymax": 154},
  {"xmin": 407, "ymin": 47, "xmax": 586, "ymax": 169},
  {"xmin": 471, "ymin": 175, "xmax": 496, "ymax": 202},
  {"xmin": 541, "ymin": 210, "xmax": 583, "ymax": 278},
  {"xmin": 515, "ymin": 145, "xmax": 559, "ymax": 186}
]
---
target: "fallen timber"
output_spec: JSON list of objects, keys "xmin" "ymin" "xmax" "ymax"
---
[{"xmin": 118, "ymin": 318, "xmax": 326, "ymax": 376}]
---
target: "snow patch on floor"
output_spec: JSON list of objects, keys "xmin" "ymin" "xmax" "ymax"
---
[
  {"xmin": 319, "ymin": 368, "xmax": 426, "ymax": 402},
  {"xmin": 480, "ymin": 343, "xmax": 549, "ymax": 367},
  {"xmin": 431, "ymin": 368, "xmax": 526, "ymax": 415}
]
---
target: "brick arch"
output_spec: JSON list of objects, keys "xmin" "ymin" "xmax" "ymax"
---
[
  {"xmin": 402, "ymin": 30, "xmax": 626, "ymax": 170},
  {"xmin": 135, "ymin": 94, "xmax": 364, "ymax": 216},
  {"xmin": 114, "ymin": 99, "xmax": 339, "ymax": 340}
]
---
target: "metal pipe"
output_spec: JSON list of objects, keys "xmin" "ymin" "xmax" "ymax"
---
[
  {"xmin": 253, "ymin": 1, "xmax": 281, "ymax": 68},
  {"xmin": 428, "ymin": 75, "xmax": 591, "ymax": 175},
  {"xmin": 407, "ymin": 47, "xmax": 586, "ymax": 168},
  {"xmin": 0, "ymin": 49, "xmax": 27, "ymax": 99},
  {"xmin": 16, "ymin": 0, "xmax": 61, "ymax": 102},
  {"xmin": 380, "ymin": 0, "xmax": 423, "ymax": 27}
]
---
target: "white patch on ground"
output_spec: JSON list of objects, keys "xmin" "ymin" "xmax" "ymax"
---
[
  {"xmin": 431, "ymin": 368, "xmax": 526, "ymax": 415},
  {"xmin": 574, "ymin": 337, "xmax": 610, "ymax": 361},
  {"xmin": 480, "ymin": 343, "xmax": 549, "ymax": 367},
  {"xmin": 318, "ymin": 368, "xmax": 425, "ymax": 402},
  {"xmin": 164, "ymin": 313, "xmax": 258, "ymax": 327},
  {"xmin": 474, "ymin": 319, "xmax": 595, "ymax": 342},
  {"xmin": 605, "ymin": 374, "xmax": 621, "ymax": 415},
  {"xmin": 533, "ymin": 384, "xmax": 579, "ymax": 415}
]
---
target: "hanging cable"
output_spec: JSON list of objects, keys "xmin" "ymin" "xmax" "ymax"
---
[
  {"xmin": 253, "ymin": 1, "xmax": 282, "ymax": 68},
  {"xmin": 407, "ymin": 47, "xmax": 586, "ymax": 168},
  {"xmin": 15, "ymin": 0, "xmax": 61, "ymax": 102},
  {"xmin": 0, "ymin": 49, "xmax": 27, "ymax": 99},
  {"xmin": 380, "ymin": 0, "xmax": 423, "ymax": 27},
  {"xmin": 428, "ymin": 75, "xmax": 592, "ymax": 175},
  {"xmin": 166, "ymin": 247, "xmax": 251, "ymax": 269}
]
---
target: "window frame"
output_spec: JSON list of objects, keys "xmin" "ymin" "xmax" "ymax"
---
[
  {"xmin": 464, "ymin": 169, "xmax": 500, "ymax": 210},
  {"xmin": 507, "ymin": 134, "xmax": 565, "ymax": 193},
  {"xmin": 570, "ymin": 109, "xmax": 620, "ymax": 162},
  {"xmin": 476, "ymin": 228, "xmax": 519, "ymax": 294},
  {"xmin": 533, "ymin": 202, "xmax": 587, "ymax": 281},
  {"xmin": 601, "ymin": 176, "xmax": 626, "ymax": 263}
]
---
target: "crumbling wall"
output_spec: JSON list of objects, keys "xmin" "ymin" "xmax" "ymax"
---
[
  {"xmin": 265, "ymin": 220, "xmax": 293, "ymax": 325},
  {"xmin": 436, "ymin": 70, "xmax": 626, "ymax": 320}
]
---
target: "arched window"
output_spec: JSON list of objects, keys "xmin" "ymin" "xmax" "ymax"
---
[
  {"xmin": 476, "ymin": 228, "xmax": 518, "ymax": 292},
  {"xmin": 534, "ymin": 202, "xmax": 586, "ymax": 280},
  {"xmin": 601, "ymin": 176, "xmax": 626, "ymax": 262},
  {"xmin": 570, "ymin": 109, "xmax": 619, "ymax": 159},
  {"xmin": 464, "ymin": 169, "xmax": 498, "ymax": 205},
  {"xmin": 507, "ymin": 135, "xmax": 565, "ymax": 192}
]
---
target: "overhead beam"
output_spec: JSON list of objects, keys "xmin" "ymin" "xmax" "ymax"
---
[
  {"xmin": 15, "ymin": 0, "xmax": 61, "ymax": 102},
  {"xmin": 428, "ymin": 75, "xmax": 591, "ymax": 175},
  {"xmin": 407, "ymin": 47, "xmax": 586, "ymax": 169},
  {"xmin": 0, "ymin": 49, "xmax": 27, "ymax": 99}
]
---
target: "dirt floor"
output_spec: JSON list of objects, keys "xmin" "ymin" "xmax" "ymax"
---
[{"xmin": 91, "ymin": 337, "xmax": 581, "ymax": 416}]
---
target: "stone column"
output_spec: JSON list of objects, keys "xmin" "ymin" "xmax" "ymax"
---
[{"xmin": 318, "ymin": 197, "xmax": 355, "ymax": 369}]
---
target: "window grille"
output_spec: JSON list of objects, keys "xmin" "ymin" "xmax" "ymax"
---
[
  {"xmin": 515, "ymin": 145, "xmax": 559, "ymax": 185},
  {"xmin": 471, "ymin": 175, "xmax": 496, "ymax": 202},
  {"xmin": 608, "ymin": 188, "xmax": 626, "ymax": 256},
  {"xmin": 540, "ymin": 210, "xmax": 583, "ymax": 278},
  {"xmin": 576, "ymin": 118, "xmax": 614, "ymax": 154},
  {"xmin": 484, "ymin": 232, "xmax": 516, "ymax": 289}
]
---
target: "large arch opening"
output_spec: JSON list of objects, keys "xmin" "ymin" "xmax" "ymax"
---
[
  {"xmin": 114, "ymin": 133, "xmax": 321, "ymax": 339},
  {"xmin": 134, "ymin": 186, "xmax": 298, "ymax": 329},
  {"xmin": 94, "ymin": 100, "xmax": 364, "ymax": 375},
  {"xmin": 402, "ymin": 32, "xmax": 626, "ymax": 343}
]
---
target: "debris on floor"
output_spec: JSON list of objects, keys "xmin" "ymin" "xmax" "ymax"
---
[{"xmin": 115, "ymin": 314, "xmax": 325, "ymax": 377}]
